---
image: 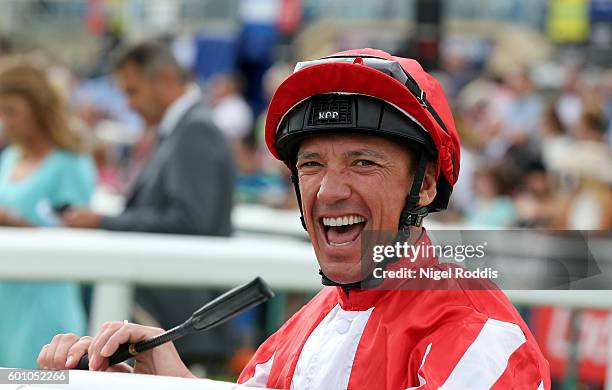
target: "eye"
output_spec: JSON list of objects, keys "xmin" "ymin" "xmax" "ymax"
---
[
  {"xmin": 297, "ymin": 161, "xmax": 323, "ymax": 169},
  {"xmin": 354, "ymin": 159, "xmax": 377, "ymax": 167}
]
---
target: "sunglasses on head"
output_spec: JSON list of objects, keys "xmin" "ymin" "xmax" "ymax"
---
[{"xmin": 294, "ymin": 54, "xmax": 449, "ymax": 134}]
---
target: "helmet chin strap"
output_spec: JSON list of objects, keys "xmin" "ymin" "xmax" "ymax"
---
[
  {"xmin": 291, "ymin": 152, "xmax": 430, "ymax": 289},
  {"xmin": 290, "ymin": 169, "xmax": 308, "ymax": 231}
]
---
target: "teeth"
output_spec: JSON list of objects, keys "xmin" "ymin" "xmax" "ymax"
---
[{"xmin": 322, "ymin": 215, "xmax": 366, "ymax": 227}]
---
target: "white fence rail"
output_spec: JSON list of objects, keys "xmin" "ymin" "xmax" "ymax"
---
[
  {"xmin": 0, "ymin": 367, "xmax": 259, "ymax": 390},
  {"xmin": 0, "ymin": 227, "xmax": 319, "ymax": 333}
]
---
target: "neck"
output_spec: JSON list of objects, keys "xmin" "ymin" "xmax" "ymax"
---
[
  {"xmin": 20, "ymin": 136, "xmax": 53, "ymax": 159},
  {"xmin": 152, "ymin": 84, "xmax": 187, "ymax": 127},
  {"xmin": 407, "ymin": 225, "xmax": 425, "ymax": 244},
  {"xmin": 162, "ymin": 83, "xmax": 187, "ymax": 112}
]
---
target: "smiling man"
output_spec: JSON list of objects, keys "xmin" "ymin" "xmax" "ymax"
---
[
  {"xmin": 38, "ymin": 49, "xmax": 550, "ymax": 389},
  {"xmin": 295, "ymin": 133, "xmax": 430, "ymax": 284}
]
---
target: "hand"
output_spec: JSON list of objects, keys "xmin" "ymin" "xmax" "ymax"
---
[
  {"xmin": 37, "ymin": 334, "xmax": 132, "ymax": 372},
  {"xmin": 0, "ymin": 208, "xmax": 31, "ymax": 227},
  {"xmin": 0, "ymin": 209, "xmax": 11, "ymax": 226},
  {"xmin": 62, "ymin": 209, "xmax": 102, "ymax": 229},
  {"xmin": 37, "ymin": 322, "xmax": 195, "ymax": 378}
]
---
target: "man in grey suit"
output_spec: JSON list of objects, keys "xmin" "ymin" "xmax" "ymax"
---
[{"xmin": 63, "ymin": 41, "xmax": 236, "ymax": 363}]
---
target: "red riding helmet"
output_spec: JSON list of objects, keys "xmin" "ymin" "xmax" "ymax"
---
[{"xmin": 265, "ymin": 48, "xmax": 461, "ymax": 231}]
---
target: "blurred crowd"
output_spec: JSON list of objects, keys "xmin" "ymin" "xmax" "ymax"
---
[
  {"xmin": 445, "ymin": 63, "xmax": 612, "ymax": 230},
  {"xmin": 2, "ymin": 34, "xmax": 610, "ymax": 233}
]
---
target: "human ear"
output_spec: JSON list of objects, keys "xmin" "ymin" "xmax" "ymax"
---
[{"xmin": 417, "ymin": 162, "xmax": 438, "ymax": 207}]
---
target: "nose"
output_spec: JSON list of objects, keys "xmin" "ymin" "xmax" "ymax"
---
[{"xmin": 316, "ymin": 167, "xmax": 351, "ymax": 205}]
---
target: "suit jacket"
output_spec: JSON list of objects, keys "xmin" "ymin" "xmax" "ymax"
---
[
  {"xmin": 100, "ymin": 102, "xmax": 235, "ymax": 235},
  {"xmin": 100, "ymin": 100, "xmax": 237, "ymax": 359}
]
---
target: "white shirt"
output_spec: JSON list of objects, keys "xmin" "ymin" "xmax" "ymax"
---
[
  {"xmin": 157, "ymin": 84, "xmax": 203, "ymax": 138},
  {"xmin": 211, "ymin": 95, "xmax": 253, "ymax": 140}
]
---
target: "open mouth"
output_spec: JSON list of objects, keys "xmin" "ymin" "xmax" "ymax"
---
[{"xmin": 321, "ymin": 215, "xmax": 368, "ymax": 246}]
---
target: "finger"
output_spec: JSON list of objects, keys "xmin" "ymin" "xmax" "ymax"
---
[
  {"xmin": 51, "ymin": 333, "xmax": 80, "ymax": 369},
  {"xmin": 65, "ymin": 336, "xmax": 93, "ymax": 369},
  {"xmin": 61, "ymin": 209, "xmax": 76, "ymax": 220},
  {"xmin": 89, "ymin": 322, "xmax": 121, "ymax": 370},
  {"xmin": 60, "ymin": 215, "xmax": 74, "ymax": 226},
  {"xmin": 101, "ymin": 323, "xmax": 153, "ymax": 358},
  {"xmin": 89, "ymin": 322, "xmax": 123, "ymax": 370},
  {"xmin": 62, "ymin": 209, "xmax": 84, "ymax": 224},
  {"xmin": 37, "ymin": 344, "xmax": 51, "ymax": 369},
  {"xmin": 44, "ymin": 334, "xmax": 64, "ymax": 369}
]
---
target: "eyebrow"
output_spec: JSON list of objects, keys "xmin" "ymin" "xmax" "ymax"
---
[
  {"xmin": 297, "ymin": 148, "xmax": 389, "ymax": 161},
  {"xmin": 296, "ymin": 151, "xmax": 323, "ymax": 161},
  {"xmin": 345, "ymin": 149, "xmax": 388, "ymax": 160}
]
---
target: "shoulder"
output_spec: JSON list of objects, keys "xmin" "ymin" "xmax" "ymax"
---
[
  {"xmin": 173, "ymin": 105, "xmax": 233, "ymax": 155},
  {"xmin": 290, "ymin": 287, "xmax": 338, "ymax": 317},
  {"xmin": 178, "ymin": 103, "xmax": 217, "ymax": 132},
  {"xmin": 406, "ymin": 316, "xmax": 549, "ymax": 389},
  {"xmin": 49, "ymin": 149, "xmax": 95, "ymax": 174},
  {"xmin": 414, "ymin": 261, "xmax": 520, "ymax": 320},
  {"xmin": 0, "ymin": 145, "xmax": 18, "ymax": 165},
  {"xmin": 380, "ymin": 268, "xmax": 524, "ymax": 333},
  {"xmin": 277, "ymin": 287, "xmax": 339, "ymax": 333},
  {"xmin": 443, "ymin": 264, "xmax": 521, "ymax": 321},
  {"xmin": 176, "ymin": 105, "xmax": 228, "ymax": 141},
  {"xmin": 50, "ymin": 149, "xmax": 88, "ymax": 163}
]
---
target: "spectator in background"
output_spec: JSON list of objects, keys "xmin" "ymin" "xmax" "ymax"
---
[
  {"xmin": 539, "ymin": 103, "xmax": 572, "ymax": 176},
  {"xmin": 487, "ymin": 70, "xmax": 542, "ymax": 161},
  {"xmin": 556, "ymin": 65, "xmax": 583, "ymax": 131},
  {"xmin": 0, "ymin": 36, "xmax": 14, "ymax": 152},
  {"xmin": 60, "ymin": 40, "xmax": 236, "ymax": 368},
  {"xmin": 466, "ymin": 165, "xmax": 516, "ymax": 228},
  {"xmin": 604, "ymin": 70, "xmax": 612, "ymax": 148},
  {"xmin": 209, "ymin": 73, "xmax": 253, "ymax": 142},
  {"xmin": 439, "ymin": 48, "xmax": 476, "ymax": 100},
  {"xmin": 208, "ymin": 73, "xmax": 259, "ymax": 207},
  {"xmin": 0, "ymin": 62, "xmax": 96, "ymax": 368},
  {"xmin": 577, "ymin": 108, "xmax": 607, "ymax": 143},
  {"xmin": 0, "ymin": 36, "xmax": 12, "ymax": 58},
  {"xmin": 0, "ymin": 108, "xmax": 5, "ymax": 153},
  {"xmin": 233, "ymin": 63, "xmax": 295, "ymax": 208},
  {"xmin": 451, "ymin": 78, "xmax": 497, "ymax": 217},
  {"xmin": 63, "ymin": 41, "xmax": 235, "ymax": 234},
  {"xmin": 514, "ymin": 161, "xmax": 564, "ymax": 228},
  {"xmin": 256, "ymin": 63, "xmax": 292, "ymax": 176},
  {"xmin": 561, "ymin": 142, "xmax": 612, "ymax": 230}
]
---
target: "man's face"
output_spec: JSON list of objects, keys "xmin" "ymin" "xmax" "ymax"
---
[
  {"xmin": 296, "ymin": 134, "xmax": 412, "ymax": 284},
  {"xmin": 114, "ymin": 63, "xmax": 164, "ymax": 127}
]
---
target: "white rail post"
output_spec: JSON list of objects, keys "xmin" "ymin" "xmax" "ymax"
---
[{"xmin": 89, "ymin": 282, "xmax": 134, "ymax": 335}]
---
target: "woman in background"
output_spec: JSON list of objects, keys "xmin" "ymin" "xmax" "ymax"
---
[
  {"xmin": 0, "ymin": 62, "xmax": 96, "ymax": 368},
  {"xmin": 466, "ymin": 164, "xmax": 517, "ymax": 228}
]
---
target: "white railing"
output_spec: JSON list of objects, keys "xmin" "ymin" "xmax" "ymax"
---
[
  {"xmin": 0, "ymin": 367, "xmax": 261, "ymax": 389},
  {"xmin": 0, "ymin": 227, "xmax": 319, "ymax": 331}
]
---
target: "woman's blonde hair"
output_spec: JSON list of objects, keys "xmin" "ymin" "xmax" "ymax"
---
[{"xmin": 0, "ymin": 61, "xmax": 82, "ymax": 152}]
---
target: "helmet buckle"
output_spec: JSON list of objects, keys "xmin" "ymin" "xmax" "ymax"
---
[{"xmin": 418, "ymin": 90, "xmax": 427, "ymax": 108}]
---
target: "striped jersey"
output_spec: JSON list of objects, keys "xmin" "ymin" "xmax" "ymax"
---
[{"xmin": 238, "ymin": 235, "xmax": 551, "ymax": 389}]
